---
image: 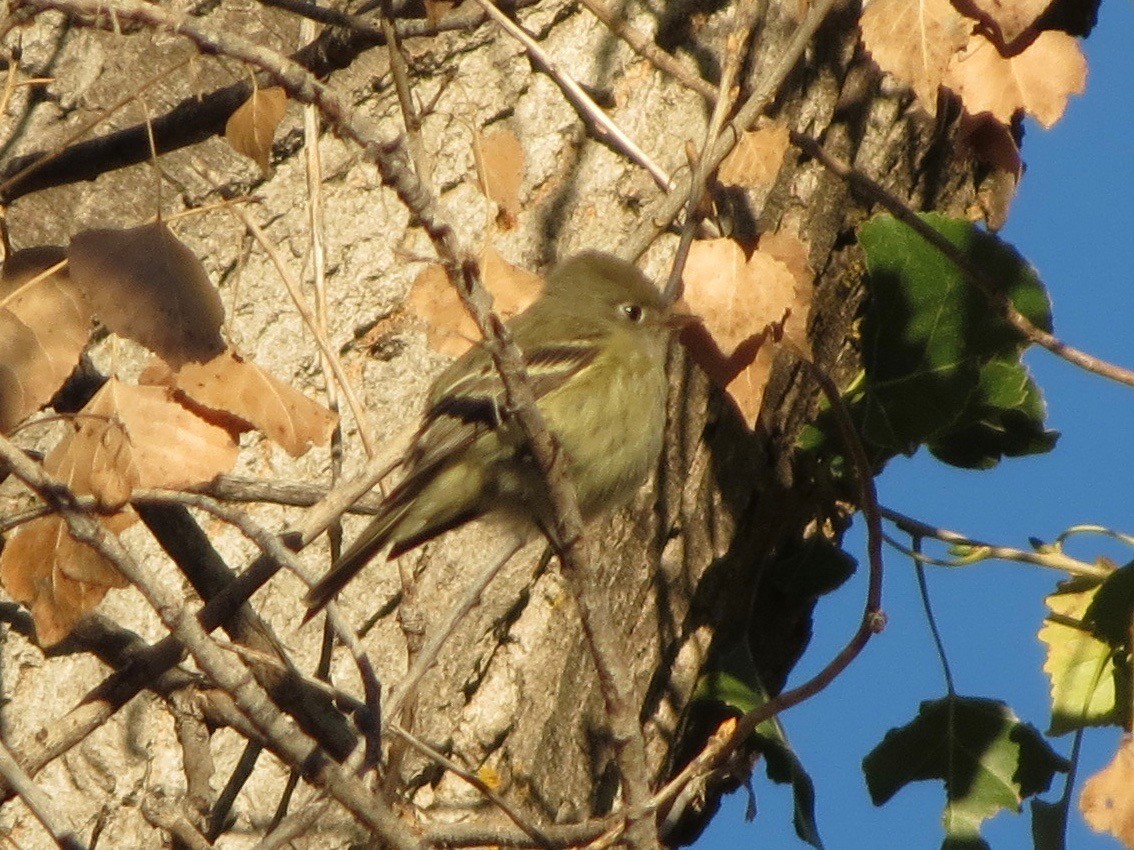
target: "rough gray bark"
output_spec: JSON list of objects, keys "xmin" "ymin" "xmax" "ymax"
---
[{"xmin": 0, "ymin": 0, "xmax": 985, "ymax": 846}]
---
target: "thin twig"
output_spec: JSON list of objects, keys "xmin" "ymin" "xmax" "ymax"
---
[
  {"xmin": 576, "ymin": 0, "xmax": 716, "ymax": 101},
  {"xmin": 131, "ymin": 488, "xmax": 384, "ymax": 766},
  {"xmin": 912, "ymin": 538, "xmax": 956, "ymax": 694},
  {"xmin": 880, "ymin": 505, "xmax": 1110, "ymax": 580},
  {"xmin": 790, "ymin": 129, "xmax": 1134, "ymax": 390},
  {"xmin": 385, "ymin": 535, "xmax": 527, "ymax": 718},
  {"xmin": 469, "ymin": 0, "xmax": 673, "ymax": 191},
  {"xmin": 207, "ymin": 190, "xmax": 377, "ymax": 458},
  {"xmin": 621, "ymin": 0, "xmax": 840, "ymax": 260},
  {"xmin": 379, "ymin": 0, "xmax": 431, "ymax": 183},
  {"xmin": 0, "ymin": 738, "xmax": 89, "ymax": 850},
  {"xmin": 252, "ymin": 800, "xmax": 333, "ymax": 850},
  {"xmin": 389, "ymin": 723, "xmax": 556, "ymax": 850},
  {"xmin": 0, "ymin": 434, "xmax": 422, "ymax": 850},
  {"xmin": 662, "ymin": 0, "xmax": 759, "ymax": 301}
]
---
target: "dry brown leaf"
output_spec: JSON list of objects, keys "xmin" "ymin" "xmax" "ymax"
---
[
  {"xmin": 0, "ymin": 407, "xmax": 139, "ymax": 646},
  {"xmin": 473, "ymin": 126, "xmax": 525, "ymax": 229},
  {"xmin": 1081, "ymin": 736, "xmax": 1134, "ymax": 846},
  {"xmin": 0, "ymin": 376, "xmax": 237, "ymax": 646},
  {"xmin": 758, "ymin": 230, "xmax": 813, "ymax": 293},
  {"xmin": 49, "ymin": 418, "xmax": 140, "ymax": 515},
  {"xmin": 958, "ymin": 110, "xmax": 1023, "ymax": 179},
  {"xmin": 0, "ymin": 247, "xmax": 92, "ymax": 433},
  {"xmin": 407, "ymin": 245, "xmax": 542, "ymax": 357},
  {"xmin": 717, "ymin": 123, "xmax": 790, "ymax": 188},
  {"xmin": 0, "ymin": 515, "xmax": 127, "ymax": 646},
  {"xmin": 680, "ymin": 237, "xmax": 812, "ymax": 426},
  {"xmin": 968, "ymin": 0, "xmax": 1053, "ymax": 46},
  {"xmin": 81, "ymin": 378, "xmax": 239, "ymax": 489},
  {"xmin": 68, "ymin": 222, "xmax": 226, "ymax": 367},
  {"xmin": 155, "ymin": 348, "xmax": 337, "ymax": 457},
  {"xmin": 945, "ymin": 30, "xmax": 1087, "ymax": 128},
  {"xmin": 225, "ymin": 86, "xmax": 287, "ymax": 175},
  {"xmin": 860, "ymin": 0, "xmax": 972, "ymax": 116}
]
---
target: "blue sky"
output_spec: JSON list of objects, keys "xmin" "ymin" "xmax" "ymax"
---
[{"xmin": 696, "ymin": 4, "xmax": 1134, "ymax": 848}]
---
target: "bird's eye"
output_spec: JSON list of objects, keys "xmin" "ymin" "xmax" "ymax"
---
[{"xmin": 620, "ymin": 303, "xmax": 645, "ymax": 323}]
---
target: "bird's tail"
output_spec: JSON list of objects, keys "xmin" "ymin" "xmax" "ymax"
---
[{"xmin": 303, "ymin": 500, "xmax": 412, "ymax": 620}]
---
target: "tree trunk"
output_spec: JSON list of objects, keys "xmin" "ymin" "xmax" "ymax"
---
[{"xmin": 0, "ymin": 0, "xmax": 983, "ymax": 845}]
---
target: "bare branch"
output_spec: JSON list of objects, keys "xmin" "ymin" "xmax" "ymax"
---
[{"xmin": 0, "ymin": 737, "xmax": 89, "ymax": 850}]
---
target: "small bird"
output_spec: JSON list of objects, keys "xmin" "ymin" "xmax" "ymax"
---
[{"xmin": 305, "ymin": 251, "xmax": 689, "ymax": 615}]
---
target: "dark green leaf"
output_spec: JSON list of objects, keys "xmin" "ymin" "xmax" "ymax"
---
[
  {"xmin": 693, "ymin": 642, "xmax": 824, "ymax": 848},
  {"xmin": 753, "ymin": 731, "xmax": 824, "ymax": 849},
  {"xmin": 863, "ymin": 696, "xmax": 1068, "ymax": 846},
  {"xmin": 1084, "ymin": 560, "xmax": 1134, "ymax": 647},
  {"xmin": 857, "ymin": 213, "xmax": 1056, "ymax": 467}
]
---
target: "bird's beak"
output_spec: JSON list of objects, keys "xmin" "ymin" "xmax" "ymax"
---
[{"xmin": 665, "ymin": 299, "xmax": 699, "ymax": 331}]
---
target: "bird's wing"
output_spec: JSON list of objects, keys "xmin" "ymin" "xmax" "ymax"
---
[{"xmin": 406, "ymin": 335, "xmax": 603, "ymax": 476}]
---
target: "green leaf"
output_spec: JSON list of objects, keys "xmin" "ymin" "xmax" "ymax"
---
[
  {"xmin": 1084, "ymin": 560, "xmax": 1134, "ymax": 647},
  {"xmin": 1040, "ymin": 578, "xmax": 1124, "ymax": 735},
  {"xmin": 857, "ymin": 213, "xmax": 1057, "ymax": 467},
  {"xmin": 694, "ymin": 642, "xmax": 824, "ymax": 848},
  {"xmin": 927, "ymin": 360, "xmax": 1059, "ymax": 468},
  {"xmin": 863, "ymin": 696, "xmax": 1068, "ymax": 847},
  {"xmin": 754, "ymin": 729, "xmax": 824, "ymax": 849}
]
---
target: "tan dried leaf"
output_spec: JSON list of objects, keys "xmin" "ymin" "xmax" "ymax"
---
[
  {"xmin": 49, "ymin": 417, "xmax": 140, "ymax": 515},
  {"xmin": 758, "ymin": 230, "xmax": 813, "ymax": 294},
  {"xmin": 81, "ymin": 378, "xmax": 239, "ymax": 489},
  {"xmin": 0, "ymin": 247, "xmax": 92, "ymax": 433},
  {"xmin": 473, "ymin": 126, "xmax": 525, "ymax": 229},
  {"xmin": 0, "ymin": 377, "xmax": 234, "ymax": 646},
  {"xmin": 0, "ymin": 411, "xmax": 141, "ymax": 646},
  {"xmin": 717, "ymin": 123, "xmax": 790, "ymax": 188},
  {"xmin": 0, "ymin": 516, "xmax": 126, "ymax": 646},
  {"xmin": 680, "ymin": 237, "xmax": 812, "ymax": 426},
  {"xmin": 225, "ymin": 86, "xmax": 288, "ymax": 175},
  {"xmin": 407, "ymin": 245, "xmax": 542, "ymax": 357},
  {"xmin": 968, "ymin": 0, "xmax": 1054, "ymax": 46},
  {"xmin": 860, "ymin": 0, "xmax": 972, "ymax": 115},
  {"xmin": 945, "ymin": 30, "xmax": 1087, "ymax": 129},
  {"xmin": 68, "ymin": 222, "xmax": 226, "ymax": 367},
  {"xmin": 1081, "ymin": 737, "xmax": 1134, "ymax": 846},
  {"xmin": 156, "ymin": 348, "xmax": 337, "ymax": 457}
]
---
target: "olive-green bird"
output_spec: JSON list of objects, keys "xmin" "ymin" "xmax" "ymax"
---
[{"xmin": 305, "ymin": 251, "xmax": 688, "ymax": 615}]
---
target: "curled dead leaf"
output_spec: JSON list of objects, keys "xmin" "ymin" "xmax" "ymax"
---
[
  {"xmin": 225, "ymin": 86, "xmax": 288, "ymax": 175},
  {"xmin": 407, "ymin": 244, "xmax": 542, "ymax": 357},
  {"xmin": 68, "ymin": 222, "xmax": 226, "ymax": 368},
  {"xmin": 958, "ymin": 111, "xmax": 1023, "ymax": 180},
  {"xmin": 680, "ymin": 236, "xmax": 813, "ymax": 427},
  {"xmin": 473, "ymin": 126, "xmax": 525, "ymax": 229},
  {"xmin": 0, "ymin": 514, "xmax": 128, "ymax": 646},
  {"xmin": 717, "ymin": 122, "xmax": 790, "ymax": 188},
  {"xmin": 145, "ymin": 348, "xmax": 337, "ymax": 457},
  {"xmin": 0, "ymin": 247, "xmax": 92, "ymax": 433}
]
